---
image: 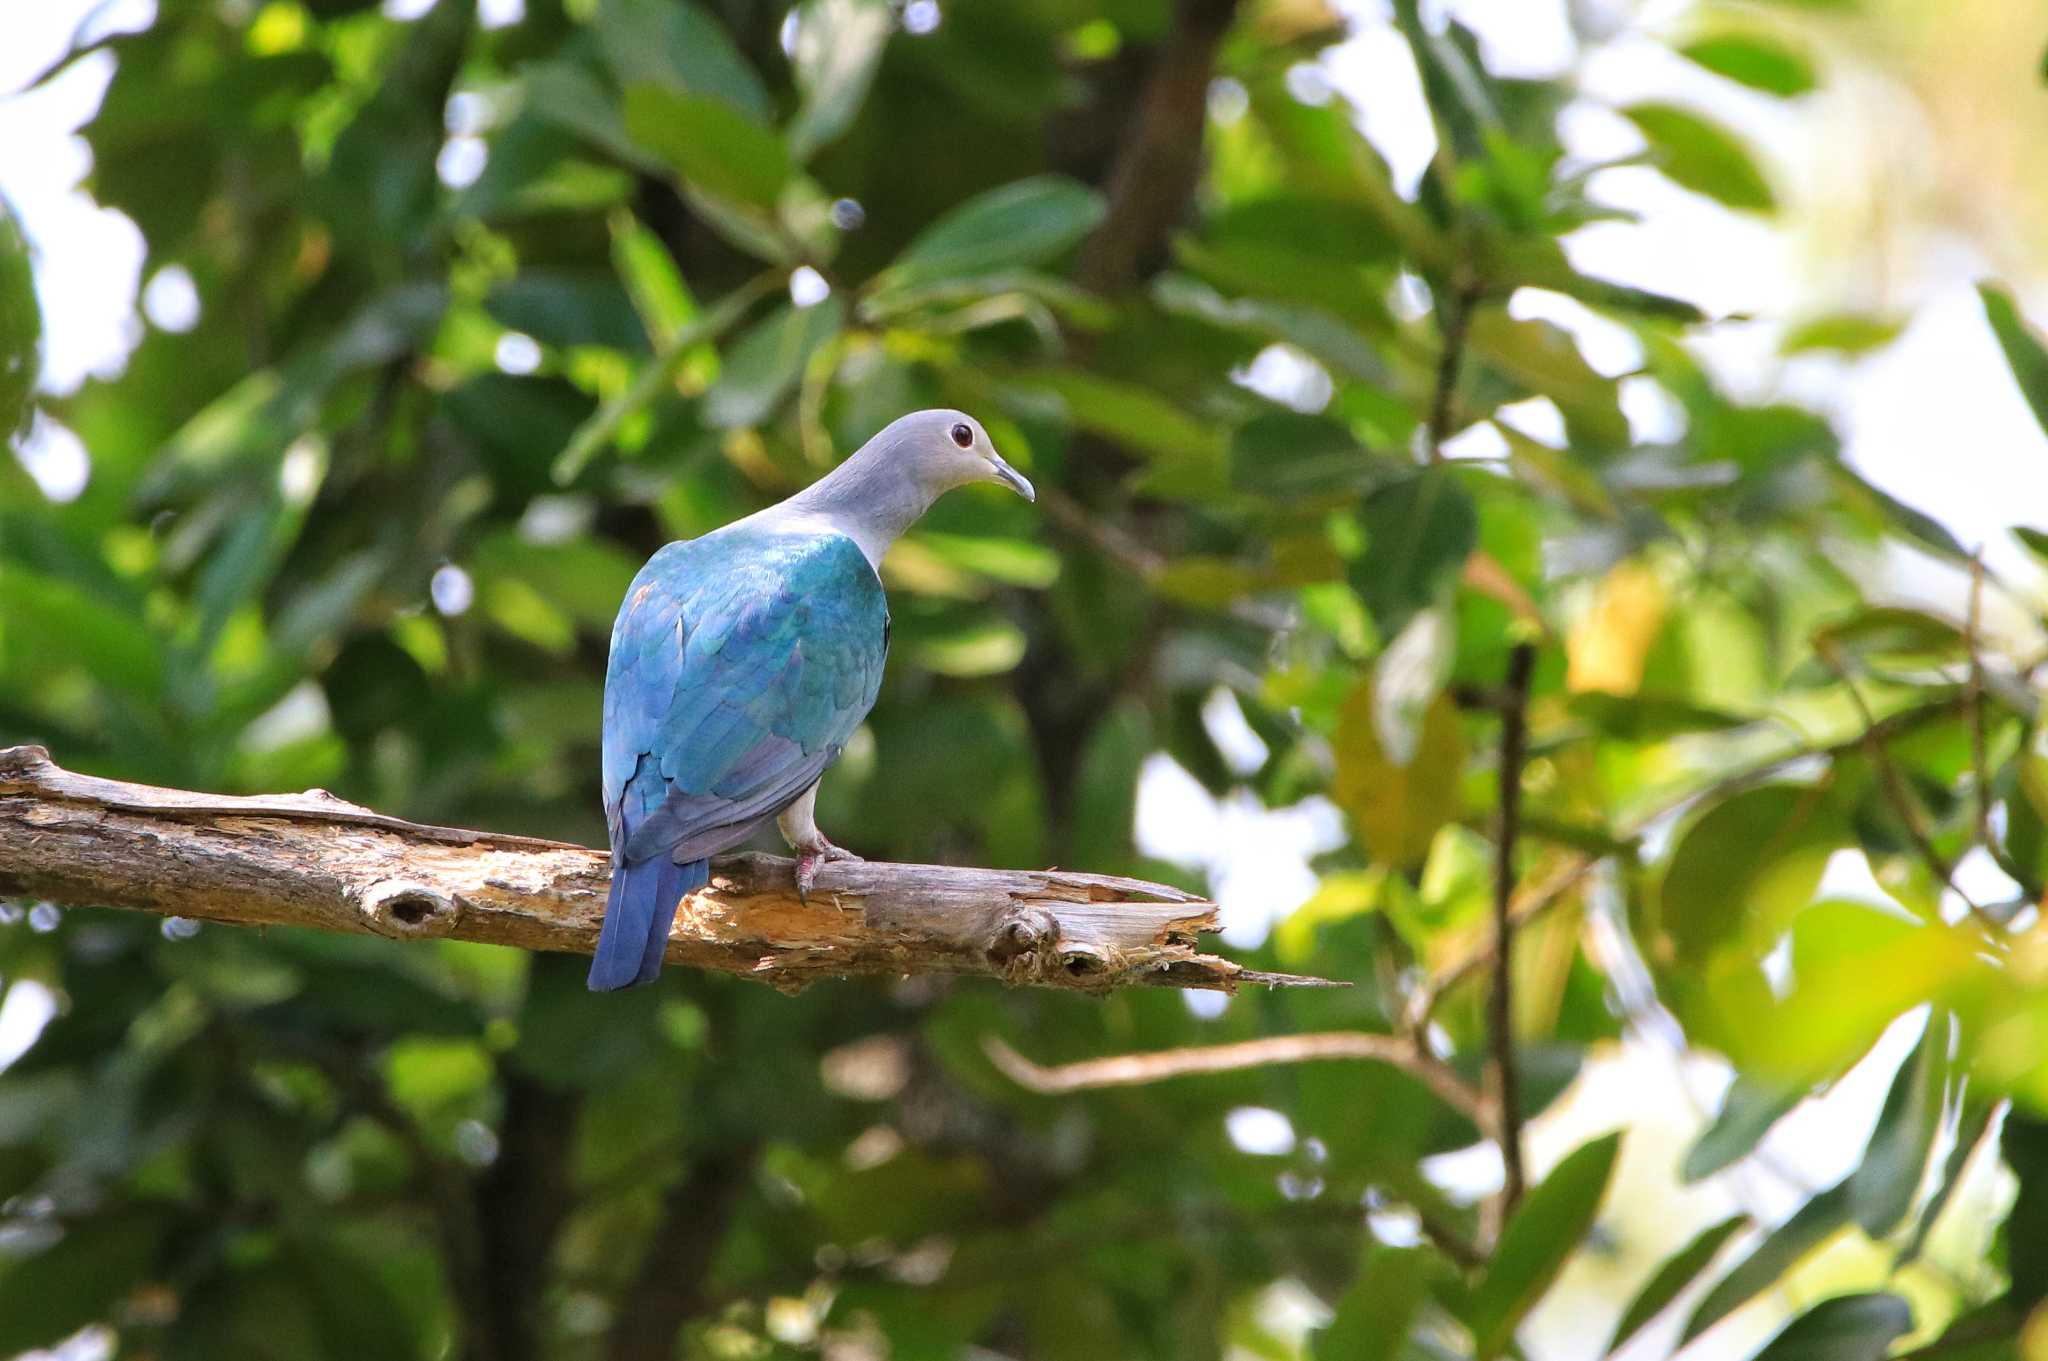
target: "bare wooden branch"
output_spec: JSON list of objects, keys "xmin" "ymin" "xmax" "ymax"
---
[
  {"xmin": 983, "ymin": 1033, "xmax": 1487, "ymax": 1130},
  {"xmin": 0, "ymin": 746, "xmax": 1335, "ymax": 994},
  {"xmin": 1487, "ymin": 641, "xmax": 1538, "ymax": 1224},
  {"xmin": 1075, "ymin": 0, "xmax": 1241, "ymax": 293}
]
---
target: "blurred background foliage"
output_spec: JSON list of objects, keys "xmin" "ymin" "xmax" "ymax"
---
[{"xmin": 3, "ymin": 0, "xmax": 2048, "ymax": 1358}]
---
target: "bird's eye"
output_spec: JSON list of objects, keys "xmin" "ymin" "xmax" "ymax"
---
[{"xmin": 949, "ymin": 422, "xmax": 973, "ymax": 449}]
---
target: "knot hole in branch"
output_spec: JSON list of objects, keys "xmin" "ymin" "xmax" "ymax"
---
[
  {"xmin": 986, "ymin": 904, "xmax": 1062, "ymax": 982},
  {"xmin": 985, "ymin": 906, "xmax": 1122, "ymax": 987},
  {"xmin": 356, "ymin": 880, "xmax": 462, "ymax": 938}
]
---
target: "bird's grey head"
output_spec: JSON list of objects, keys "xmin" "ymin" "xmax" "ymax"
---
[{"xmin": 869, "ymin": 408, "xmax": 1035, "ymax": 503}]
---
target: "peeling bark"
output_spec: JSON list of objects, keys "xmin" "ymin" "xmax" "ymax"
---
[{"xmin": 0, "ymin": 746, "xmax": 1333, "ymax": 993}]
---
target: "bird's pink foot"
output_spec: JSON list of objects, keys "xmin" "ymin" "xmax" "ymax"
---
[{"xmin": 793, "ymin": 840, "xmax": 862, "ymax": 901}]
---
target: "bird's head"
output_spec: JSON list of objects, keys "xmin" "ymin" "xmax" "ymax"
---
[{"xmin": 879, "ymin": 408, "xmax": 1035, "ymax": 503}]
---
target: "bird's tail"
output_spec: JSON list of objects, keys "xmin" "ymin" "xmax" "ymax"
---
[{"xmin": 588, "ymin": 854, "xmax": 709, "ymax": 991}]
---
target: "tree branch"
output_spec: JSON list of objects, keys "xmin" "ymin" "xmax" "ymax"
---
[
  {"xmin": 982, "ymin": 1032, "xmax": 1489, "ymax": 1132},
  {"xmin": 607, "ymin": 1144, "xmax": 756, "ymax": 1361},
  {"xmin": 1814, "ymin": 646, "xmax": 2004, "ymax": 936},
  {"xmin": 1487, "ymin": 642, "xmax": 1537, "ymax": 1222},
  {"xmin": 1075, "ymin": 0, "xmax": 1241, "ymax": 293},
  {"xmin": 0, "ymin": 745, "xmax": 1333, "ymax": 993},
  {"xmin": 471, "ymin": 1066, "xmax": 580, "ymax": 1361},
  {"xmin": 1428, "ymin": 278, "xmax": 1481, "ymax": 460}
]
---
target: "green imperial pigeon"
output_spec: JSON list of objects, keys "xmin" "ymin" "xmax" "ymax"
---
[{"xmin": 589, "ymin": 410, "xmax": 1035, "ymax": 991}]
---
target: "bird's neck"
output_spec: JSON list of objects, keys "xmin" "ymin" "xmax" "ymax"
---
[{"xmin": 784, "ymin": 444, "xmax": 940, "ymax": 568}]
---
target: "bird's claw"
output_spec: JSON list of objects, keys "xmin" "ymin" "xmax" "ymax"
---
[{"xmin": 793, "ymin": 841, "xmax": 862, "ymax": 901}]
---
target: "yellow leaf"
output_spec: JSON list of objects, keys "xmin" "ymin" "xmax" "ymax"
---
[
  {"xmin": 1333, "ymin": 677, "xmax": 1466, "ymax": 869},
  {"xmin": 1568, "ymin": 559, "xmax": 1665, "ymax": 696}
]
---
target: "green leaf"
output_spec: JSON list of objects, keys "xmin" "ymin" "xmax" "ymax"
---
[
  {"xmin": 472, "ymin": 532, "xmax": 640, "ymax": 631},
  {"xmin": 1332, "ymin": 678, "xmax": 1466, "ymax": 869},
  {"xmin": 1751, "ymin": 1293, "xmax": 1913, "ymax": 1361},
  {"xmin": 881, "ymin": 176, "xmax": 1106, "ymax": 289},
  {"xmin": 1605, "ymin": 1214, "xmax": 1749, "ymax": 1355},
  {"xmin": 1622, "ymin": 103, "xmax": 1777, "ymax": 212},
  {"xmin": 1229, "ymin": 411, "xmax": 1381, "ymax": 497},
  {"xmin": 1024, "ymin": 369, "xmax": 1227, "ymax": 470},
  {"xmin": 1567, "ymin": 692, "xmax": 1752, "ymax": 742},
  {"xmin": 1980, "ymin": 284, "xmax": 2048, "ymax": 441},
  {"xmin": 903, "ymin": 616, "xmax": 1028, "ymax": 676},
  {"xmin": 1316, "ymin": 1245, "xmax": 1437, "ymax": 1361},
  {"xmin": 702, "ymin": 297, "xmax": 844, "ymax": 429},
  {"xmin": 787, "ymin": 0, "xmax": 894, "ymax": 159},
  {"xmin": 621, "ymin": 83, "xmax": 791, "ymax": 211},
  {"xmin": 1684, "ymin": 1077, "xmax": 1804, "ymax": 1182},
  {"xmin": 609, "ymin": 208, "xmax": 695, "ymax": 341},
  {"xmin": 596, "ymin": 0, "xmax": 771, "ymax": 122},
  {"xmin": 1815, "ymin": 606, "xmax": 1965, "ymax": 680},
  {"xmin": 1465, "ymin": 1132, "xmax": 1622, "ymax": 1359},
  {"xmin": 1173, "ymin": 194, "xmax": 1398, "ymax": 324},
  {"xmin": 1155, "ymin": 274, "xmax": 1388, "ymax": 384},
  {"xmin": 1849, "ymin": 1014, "xmax": 1947, "ymax": 1237},
  {"xmin": 1684, "ymin": 1180, "xmax": 1854, "ymax": 1342},
  {"xmin": 0, "ymin": 564, "xmax": 164, "ymax": 700},
  {"xmin": 1781, "ymin": 313, "xmax": 1905, "ymax": 355},
  {"xmin": 910, "ymin": 532, "xmax": 1060, "ymax": 588},
  {"xmin": 524, "ymin": 60, "xmax": 663, "ymax": 171},
  {"xmin": 1658, "ymin": 784, "xmax": 1843, "ymax": 966},
  {"xmin": 1827, "ymin": 464, "xmax": 1970, "ymax": 560},
  {"xmin": 1350, "ymin": 469, "xmax": 1478, "ymax": 641},
  {"xmin": 861, "ymin": 270, "xmax": 1111, "ymax": 330},
  {"xmin": 1764, "ymin": 908, "xmax": 1979, "ymax": 1084},
  {"xmin": 1680, "ymin": 32, "xmax": 1819, "ymax": 96},
  {"xmin": 0, "ymin": 193, "xmax": 39, "ymax": 437},
  {"xmin": 1897, "ymin": 1095, "xmax": 1998, "ymax": 1266},
  {"xmin": 553, "ymin": 274, "xmax": 774, "ymax": 482},
  {"xmin": 1467, "ymin": 309, "xmax": 1630, "ymax": 450},
  {"xmin": 0, "ymin": 1211, "xmax": 163, "ymax": 1354},
  {"xmin": 2016, "ymin": 525, "xmax": 2048, "ymax": 568},
  {"xmin": 147, "ymin": 285, "xmax": 446, "ymax": 495},
  {"xmin": 485, "ymin": 271, "xmax": 648, "ymax": 351},
  {"xmin": 2002, "ymin": 1110, "xmax": 2048, "ymax": 1306}
]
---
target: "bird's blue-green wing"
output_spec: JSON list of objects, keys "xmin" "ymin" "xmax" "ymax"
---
[{"xmin": 601, "ymin": 529, "xmax": 888, "ymax": 866}]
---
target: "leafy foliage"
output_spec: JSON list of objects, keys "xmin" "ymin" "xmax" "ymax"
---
[{"xmin": 3, "ymin": 1, "xmax": 2047, "ymax": 1358}]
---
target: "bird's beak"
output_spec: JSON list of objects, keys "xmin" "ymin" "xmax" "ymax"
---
[{"xmin": 988, "ymin": 453, "xmax": 1035, "ymax": 502}]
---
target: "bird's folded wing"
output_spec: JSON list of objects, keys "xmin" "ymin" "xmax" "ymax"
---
[{"xmin": 601, "ymin": 532, "xmax": 887, "ymax": 865}]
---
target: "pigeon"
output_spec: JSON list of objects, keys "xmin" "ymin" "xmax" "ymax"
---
[{"xmin": 588, "ymin": 409, "xmax": 1036, "ymax": 990}]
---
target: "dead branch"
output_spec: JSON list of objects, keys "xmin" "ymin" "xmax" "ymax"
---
[
  {"xmin": 982, "ymin": 1032, "xmax": 1487, "ymax": 1130},
  {"xmin": 0, "ymin": 745, "xmax": 1335, "ymax": 994}
]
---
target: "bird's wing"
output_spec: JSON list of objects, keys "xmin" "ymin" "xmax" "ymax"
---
[{"xmin": 601, "ymin": 529, "xmax": 888, "ymax": 866}]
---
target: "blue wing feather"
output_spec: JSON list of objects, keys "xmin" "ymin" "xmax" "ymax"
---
[{"xmin": 591, "ymin": 526, "xmax": 888, "ymax": 991}]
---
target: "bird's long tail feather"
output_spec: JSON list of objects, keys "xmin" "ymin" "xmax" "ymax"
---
[{"xmin": 588, "ymin": 854, "xmax": 708, "ymax": 991}]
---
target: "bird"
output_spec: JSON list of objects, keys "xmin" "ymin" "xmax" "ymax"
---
[{"xmin": 588, "ymin": 409, "xmax": 1036, "ymax": 991}]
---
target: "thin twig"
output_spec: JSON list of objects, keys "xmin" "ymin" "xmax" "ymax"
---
[
  {"xmin": 1037, "ymin": 486, "xmax": 1295, "ymax": 631},
  {"xmin": 1967, "ymin": 555, "xmax": 1990, "ymax": 849},
  {"xmin": 551, "ymin": 273, "xmax": 778, "ymax": 484},
  {"xmin": 1962, "ymin": 556, "xmax": 2036, "ymax": 897},
  {"xmin": 982, "ymin": 1033, "xmax": 1491, "ymax": 1132},
  {"xmin": 1428, "ymin": 279, "xmax": 1480, "ymax": 460},
  {"xmin": 1404, "ymin": 853, "xmax": 1597, "ymax": 1035},
  {"xmin": 1816, "ymin": 643, "xmax": 2001, "ymax": 935},
  {"xmin": 1407, "ymin": 1202, "xmax": 1488, "ymax": 1273},
  {"xmin": 1487, "ymin": 642, "xmax": 1538, "ymax": 1224}
]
